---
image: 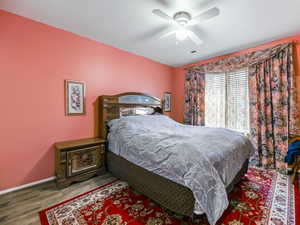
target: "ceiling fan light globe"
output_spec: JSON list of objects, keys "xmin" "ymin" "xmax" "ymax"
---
[
  {"xmin": 176, "ymin": 29, "xmax": 188, "ymax": 41},
  {"xmin": 178, "ymin": 21, "xmax": 187, "ymax": 26}
]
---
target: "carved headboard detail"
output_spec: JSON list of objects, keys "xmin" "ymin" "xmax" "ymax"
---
[{"xmin": 98, "ymin": 92, "xmax": 162, "ymax": 139}]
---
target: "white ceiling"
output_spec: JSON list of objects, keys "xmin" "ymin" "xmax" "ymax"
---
[{"xmin": 1, "ymin": 0, "xmax": 300, "ymax": 67}]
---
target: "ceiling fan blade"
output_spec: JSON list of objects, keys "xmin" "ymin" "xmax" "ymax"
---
[
  {"xmin": 159, "ymin": 29, "xmax": 177, "ymax": 39},
  {"xmin": 152, "ymin": 9, "xmax": 173, "ymax": 21},
  {"xmin": 133, "ymin": 25, "xmax": 171, "ymax": 42},
  {"xmin": 193, "ymin": 7, "xmax": 220, "ymax": 21},
  {"xmin": 187, "ymin": 30, "xmax": 203, "ymax": 45}
]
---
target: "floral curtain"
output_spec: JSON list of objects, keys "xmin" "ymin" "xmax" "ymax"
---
[
  {"xmin": 191, "ymin": 54, "xmax": 248, "ymax": 73},
  {"xmin": 184, "ymin": 69, "xmax": 205, "ymax": 125},
  {"xmin": 186, "ymin": 42, "xmax": 300, "ymax": 172},
  {"xmin": 191, "ymin": 43, "xmax": 293, "ymax": 73},
  {"xmin": 248, "ymin": 43, "xmax": 300, "ymax": 172}
]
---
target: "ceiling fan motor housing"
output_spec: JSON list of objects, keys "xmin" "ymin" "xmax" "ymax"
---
[{"xmin": 173, "ymin": 11, "xmax": 191, "ymax": 25}]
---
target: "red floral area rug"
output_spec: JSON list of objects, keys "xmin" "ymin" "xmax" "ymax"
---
[{"xmin": 39, "ymin": 168, "xmax": 298, "ymax": 225}]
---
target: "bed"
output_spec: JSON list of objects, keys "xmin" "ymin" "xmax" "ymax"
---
[{"xmin": 97, "ymin": 92, "xmax": 254, "ymax": 225}]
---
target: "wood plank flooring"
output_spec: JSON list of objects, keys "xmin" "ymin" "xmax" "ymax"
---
[{"xmin": 0, "ymin": 173, "xmax": 116, "ymax": 225}]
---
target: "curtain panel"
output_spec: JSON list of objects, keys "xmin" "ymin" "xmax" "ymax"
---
[
  {"xmin": 248, "ymin": 44, "xmax": 300, "ymax": 172},
  {"xmin": 184, "ymin": 69, "xmax": 205, "ymax": 125}
]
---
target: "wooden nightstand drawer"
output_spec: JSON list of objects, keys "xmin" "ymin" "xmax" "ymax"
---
[
  {"xmin": 55, "ymin": 138, "xmax": 106, "ymax": 188},
  {"xmin": 67, "ymin": 146, "xmax": 103, "ymax": 177}
]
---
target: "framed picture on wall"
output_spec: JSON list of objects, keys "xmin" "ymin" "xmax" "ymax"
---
[
  {"xmin": 65, "ymin": 80, "xmax": 86, "ymax": 115},
  {"xmin": 163, "ymin": 92, "xmax": 171, "ymax": 112}
]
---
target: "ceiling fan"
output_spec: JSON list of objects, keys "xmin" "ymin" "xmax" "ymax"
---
[{"xmin": 152, "ymin": 7, "xmax": 220, "ymax": 45}]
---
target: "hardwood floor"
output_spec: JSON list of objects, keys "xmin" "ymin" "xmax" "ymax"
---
[{"xmin": 0, "ymin": 173, "xmax": 116, "ymax": 225}]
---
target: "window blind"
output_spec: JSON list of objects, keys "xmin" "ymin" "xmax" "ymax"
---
[
  {"xmin": 205, "ymin": 68, "xmax": 249, "ymax": 133},
  {"xmin": 226, "ymin": 68, "xmax": 249, "ymax": 132},
  {"xmin": 205, "ymin": 72, "xmax": 226, "ymax": 128}
]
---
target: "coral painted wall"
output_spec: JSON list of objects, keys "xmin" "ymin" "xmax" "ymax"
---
[
  {"xmin": 171, "ymin": 35, "xmax": 300, "ymax": 123},
  {"xmin": 0, "ymin": 10, "xmax": 174, "ymax": 190}
]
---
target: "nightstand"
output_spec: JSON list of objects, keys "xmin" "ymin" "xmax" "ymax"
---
[{"xmin": 55, "ymin": 138, "xmax": 106, "ymax": 188}]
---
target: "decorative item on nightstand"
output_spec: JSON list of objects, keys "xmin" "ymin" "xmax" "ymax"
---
[{"xmin": 55, "ymin": 138, "xmax": 106, "ymax": 188}]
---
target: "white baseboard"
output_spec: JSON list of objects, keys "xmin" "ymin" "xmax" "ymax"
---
[{"xmin": 0, "ymin": 176, "xmax": 56, "ymax": 196}]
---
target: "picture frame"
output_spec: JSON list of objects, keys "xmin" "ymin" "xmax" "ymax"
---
[
  {"xmin": 163, "ymin": 92, "xmax": 171, "ymax": 112},
  {"xmin": 65, "ymin": 80, "xmax": 86, "ymax": 115}
]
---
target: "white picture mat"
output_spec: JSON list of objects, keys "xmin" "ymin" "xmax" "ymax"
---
[{"xmin": 67, "ymin": 82, "xmax": 84, "ymax": 114}]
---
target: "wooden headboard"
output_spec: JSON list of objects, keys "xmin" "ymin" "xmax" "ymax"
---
[{"xmin": 98, "ymin": 92, "xmax": 162, "ymax": 139}]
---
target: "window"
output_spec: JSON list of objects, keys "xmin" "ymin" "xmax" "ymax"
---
[{"xmin": 205, "ymin": 68, "xmax": 249, "ymax": 133}]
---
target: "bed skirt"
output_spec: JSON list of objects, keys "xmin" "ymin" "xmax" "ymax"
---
[{"xmin": 107, "ymin": 151, "xmax": 249, "ymax": 217}]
